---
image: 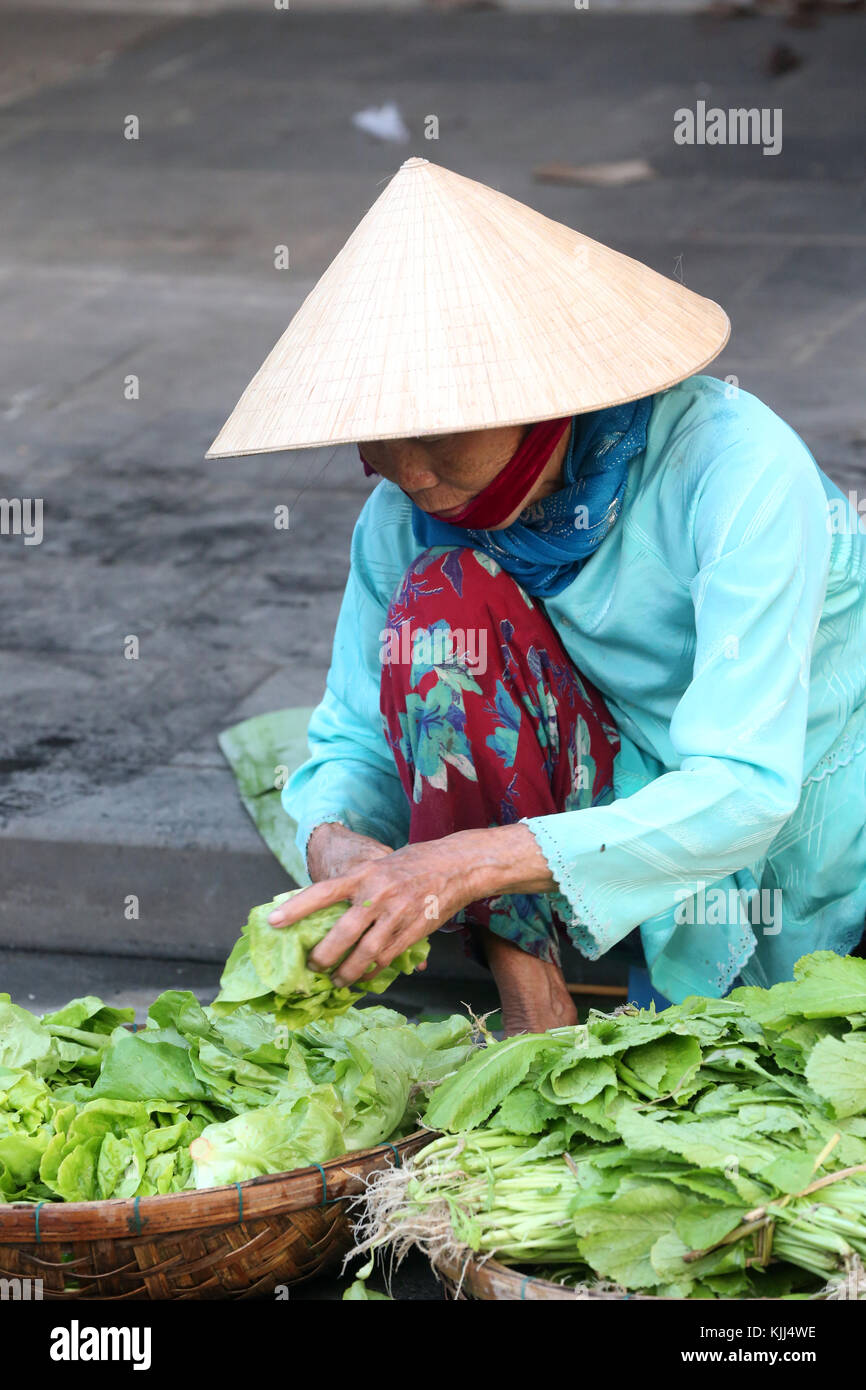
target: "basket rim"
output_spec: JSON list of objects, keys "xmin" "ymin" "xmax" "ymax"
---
[
  {"xmin": 0, "ymin": 1129, "xmax": 431, "ymax": 1244},
  {"xmin": 439, "ymin": 1252, "xmax": 805, "ymax": 1301},
  {"xmin": 437, "ymin": 1251, "xmax": 663, "ymax": 1301}
]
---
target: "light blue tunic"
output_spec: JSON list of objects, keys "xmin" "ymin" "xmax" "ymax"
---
[{"xmin": 283, "ymin": 376, "xmax": 866, "ymax": 1002}]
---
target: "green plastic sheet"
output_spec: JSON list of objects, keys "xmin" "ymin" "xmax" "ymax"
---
[{"xmin": 218, "ymin": 708, "xmax": 315, "ymax": 885}]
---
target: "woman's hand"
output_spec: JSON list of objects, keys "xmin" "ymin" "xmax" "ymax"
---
[{"xmin": 267, "ymin": 823, "xmax": 556, "ymax": 987}]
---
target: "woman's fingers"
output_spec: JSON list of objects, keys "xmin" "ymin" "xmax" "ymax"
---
[
  {"xmin": 267, "ymin": 875, "xmax": 355, "ymax": 928},
  {"xmin": 333, "ymin": 921, "xmax": 422, "ymax": 988},
  {"xmin": 332, "ymin": 919, "xmax": 400, "ymax": 987},
  {"xmin": 307, "ymin": 899, "xmax": 377, "ymax": 971}
]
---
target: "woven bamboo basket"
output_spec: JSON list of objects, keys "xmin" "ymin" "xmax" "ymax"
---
[
  {"xmin": 437, "ymin": 1253, "xmax": 657, "ymax": 1301},
  {"xmin": 0, "ymin": 1131, "xmax": 430, "ymax": 1300}
]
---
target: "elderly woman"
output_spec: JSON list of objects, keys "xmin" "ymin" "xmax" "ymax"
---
[{"xmin": 209, "ymin": 159, "xmax": 866, "ymax": 1034}]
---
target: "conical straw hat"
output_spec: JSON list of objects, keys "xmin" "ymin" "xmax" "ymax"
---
[{"xmin": 207, "ymin": 157, "xmax": 729, "ymax": 457}]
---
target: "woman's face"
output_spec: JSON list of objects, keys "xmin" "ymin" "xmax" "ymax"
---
[{"xmin": 359, "ymin": 424, "xmax": 562, "ymax": 530}]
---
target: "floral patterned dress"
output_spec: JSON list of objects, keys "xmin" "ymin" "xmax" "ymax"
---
[{"xmin": 379, "ymin": 546, "xmax": 619, "ymax": 963}]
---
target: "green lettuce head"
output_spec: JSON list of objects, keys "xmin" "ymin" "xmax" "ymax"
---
[{"xmin": 214, "ymin": 890, "xmax": 429, "ymax": 1028}]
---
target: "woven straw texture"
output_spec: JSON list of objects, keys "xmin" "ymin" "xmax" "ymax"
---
[
  {"xmin": 207, "ymin": 157, "xmax": 729, "ymax": 457},
  {"xmin": 0, "ymin": 1132, "xmax": 430, "ymax": 1300}
]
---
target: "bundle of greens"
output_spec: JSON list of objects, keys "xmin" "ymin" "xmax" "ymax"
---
[
  {"xmin": 214, "ymin": 890, "xmax": 430, "ymax": 1027},
  {"xmin": 0, "ymin": 896, "xmax": 471, "ymax": 1204},
  {"xmin": 357, "ymin": 952, "xmax": 866, "ymax": 1299}
]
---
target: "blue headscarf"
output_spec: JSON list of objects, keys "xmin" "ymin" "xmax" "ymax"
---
[{"xmin": 411, "ymin": 394, "xmax": 654, "ymax": 598}]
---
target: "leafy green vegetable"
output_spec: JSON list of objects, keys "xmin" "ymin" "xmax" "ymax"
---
[
  {"xmin": 0, "ymin": 1066, "xmax": 57, "ymax": 1200},
  {"xmin": 342, "ymin": 1280, "xmax": 392, "ymax": 1301},
  {"xmin": 190, "ymin": 1093, "xmax": 346, "ymax": 1187},
  {"xmin": 0, "ymin": 902, "xmax": 472, "ymax": 1203},
  {"xmin": 424, "ymin": 1033, "xmax": 568, "ymax": 1131},
  {"xmin": 359, "ymin": 952, "xmax": 866, "ymax": 1299},
  {"xmin": 0, "ymin": 996, "xmax": 58, "ymax": 1077},
  {"xmin": 805, "ymin": 1033, "xmax": 866, "ymax": 1119},
  {"xmin": 571, "ymin": 1182, "xmax": 686, "ymax": 1289},
  {"xmin": 214, "ymin": 891, "xmax": 430, "ymax": 1027},
  {"xmin": 342, "ymin": 1255, "xmax": 393, "ymax": 1300},
  {"xmin": 92, "ymin": 1028, "xmax": 210, "ymax": 1103},
  {"xmin": 730, "ymin": 952, "xmax": 866, "ymax": 1028},
  {"xmin": 38, "ymin": 1097, "xmax": 218, "ymax": 1201},
  {"xmin": 623, "ymin": 1034, "xmax": 702, "ymax": 1096},
  {"xmin": 42, "ymin": 997, "xmax": 135, "ymax": 1038},
  {"xmin": 496, "ymin": 1084, "xmax": 563, "ymax": 1136}
]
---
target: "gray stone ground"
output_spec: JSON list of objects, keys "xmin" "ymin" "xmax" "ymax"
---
[{"xmin": 0, "ymin": 0, "xmax": 863, "ymax": 1302}]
